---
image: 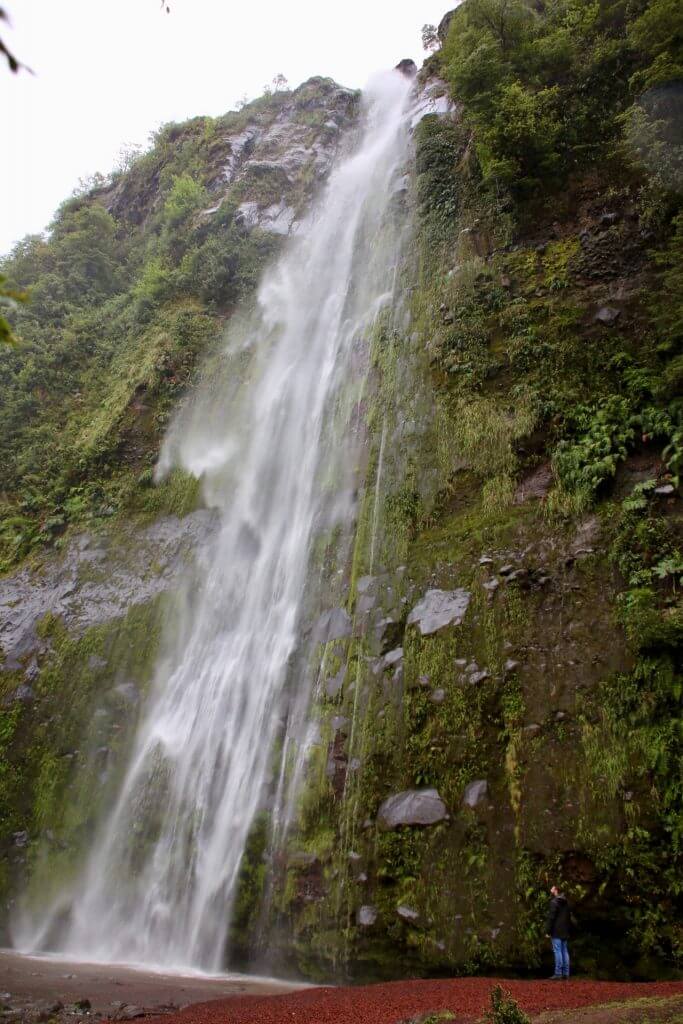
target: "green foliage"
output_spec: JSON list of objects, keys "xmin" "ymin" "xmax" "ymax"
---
[
  {"xmin": 0, "ymin": 89, "xmax": 295, "ymax": 567},
  {"xmin": 485, "ymin": 985, "xmax": 530, "ymax": 1024},
  {"xmin": 553, "ymin": 396, "xmax": 636, "ymax": 501},
  {"xmin": 415, "ymin": 117, "xmax": 468, "ymax": 238},
  {"xmin": 0, "ymin": 273, "xmax": 27, "ymax": 345},
  {"xmin": 438, "ymin": 0, "xmax": 683, "ymax": 198},
  {"xmin": 230, "ymin": 812, "xmax": 269, "ymax": 950},
  {"xmin": 628, "ymin": 0, "xmax": 683, "ymax": 92}
]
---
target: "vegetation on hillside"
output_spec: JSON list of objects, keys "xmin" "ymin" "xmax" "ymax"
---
[
  {"xmin": 0, "ymin": 93, "xmax": 304, "ymax": 570},
  {"xmin": 400, "ymin": 0, "xmax": 683, "ymax": 973}
]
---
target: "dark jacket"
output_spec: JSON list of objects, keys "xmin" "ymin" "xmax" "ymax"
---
[{"xmin": 546, "ymin": 895, "xmax": 571, "ymax": 940}]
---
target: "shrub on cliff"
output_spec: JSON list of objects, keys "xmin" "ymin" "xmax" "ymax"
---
[{"xmin": 438, "ymin": 0, "xmax": 682, "ymax": 201}]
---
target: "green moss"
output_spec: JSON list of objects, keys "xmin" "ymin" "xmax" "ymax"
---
[{"xmin": 0, "ymin": 596, "xmax": 168, "ymax": 918}]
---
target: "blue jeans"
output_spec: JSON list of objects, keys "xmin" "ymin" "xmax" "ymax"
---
[{"xmin": 551, "ymin": 937, "xmax": 570, "ymax": 977}]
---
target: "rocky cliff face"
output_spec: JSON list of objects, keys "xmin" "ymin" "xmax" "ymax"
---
[
  {"xmin": 1, "ymin": 1, "xmax": 682, "ymax": 985},
  {"xmin": 102, "ymin": 77, "xmax": 358, "ymax": 237}
]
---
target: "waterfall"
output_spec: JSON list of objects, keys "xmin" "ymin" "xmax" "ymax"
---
[{"xmin": 17, "ymin": 69, "xmax": 414, "ymax": 971}]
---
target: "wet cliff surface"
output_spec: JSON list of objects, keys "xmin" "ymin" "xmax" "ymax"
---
[{"xmin": 1, "ymin": 0, "xmax": 682, "ymax": 986}]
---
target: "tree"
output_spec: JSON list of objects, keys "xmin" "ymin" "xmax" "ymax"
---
[
  {"xmin": 422, "ymin": 24, "xmax": 440, "ymax": 52},
  {"xmin": 0, "ymin": 274, "xmax": 27, "ymax": 344},
  {"xmin": 272, "ymin": 73, "xmax": 289, "ymax": 91}
]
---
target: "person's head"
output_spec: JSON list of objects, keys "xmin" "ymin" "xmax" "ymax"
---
[{"xmin": 550, "ymin": 885, "xmax": 560, "ymax": 896}]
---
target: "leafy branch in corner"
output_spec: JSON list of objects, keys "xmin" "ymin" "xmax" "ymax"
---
[{"xmin": 0, "ymin": 5, "xmax": 30, "ymax": 73}]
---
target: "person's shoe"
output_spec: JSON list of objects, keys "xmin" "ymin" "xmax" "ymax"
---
[{"xmin": 548, "ymin": 975, "xmax": 562, "ymax": 980}]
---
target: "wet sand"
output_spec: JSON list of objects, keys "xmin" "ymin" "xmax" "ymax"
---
[{"xmin": 0, "ymin": 950, "xmax": 306, "ymax": 1014}]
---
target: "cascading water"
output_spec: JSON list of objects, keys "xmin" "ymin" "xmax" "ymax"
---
[{"xmin": 17, "ymin": 68, "xmax": 415, "ymax": 971}]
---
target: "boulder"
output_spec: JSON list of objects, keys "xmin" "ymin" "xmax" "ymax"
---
[
  {"xmin": 407, "ymin": 589, "xmax": 470, "ymax": 636},
  {"xmin": 377, "ymin": 788, "xmax": 448, "ymax": 830},
  {"xmin": 3, "ymin": 684, "xmax": 34, "ymax": 706},
  {"xmin": 430, "ymin": 688, "xmax": 446, "ymax": 704},
  {"xmin": 314, "ymin": 607, "xmax": 352, "ymax": 643},
  {"xmin": 462, "ymin": 780, "xmax": 488, "ymax": 808},
  {"xmin": 357, "ymin": 904, "xmax": 377, "ymax": 927},
  {"xmin": 382, "ymin": 647, "xmax": 404, "ymax": 670},
  {"xmin": 324, "ymin": 667, "xmax": 345, "ymax": 699},
  {"xmin": 395, "ymin": 59, "xmax": 418, "ymax": 78},
  {"xmin": 469, "ymin": 670, "xmax": 490, "ymax": 685},
  {"xmin": 397, "ymin": 905, "xmax": 420, "ymax": 923},
  {"xmin": 356, "ymin": 575, "xmax": 375, "ymax": 594},
  {"xmin": 595, "ymin": 306, "xmax": 621, "ymax": 325}
]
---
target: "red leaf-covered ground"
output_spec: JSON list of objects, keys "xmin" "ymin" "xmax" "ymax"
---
[{"xmin": 149, "ymin": 978, "xmax": 683, "ymax": 1024}]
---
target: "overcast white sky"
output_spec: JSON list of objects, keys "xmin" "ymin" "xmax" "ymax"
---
[{"xmin": 1, "ymin": 0, "xmax": 450, "ymax": 256}]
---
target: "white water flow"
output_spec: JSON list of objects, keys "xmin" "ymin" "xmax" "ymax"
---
[{"xmin": 19, "ymin": 70, "xmax": 413, "ymax": 971}]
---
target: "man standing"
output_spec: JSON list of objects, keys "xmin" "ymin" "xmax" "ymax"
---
[{"xmin": 545, "ymin": 884, "xmax": 571, "ymax": 979}]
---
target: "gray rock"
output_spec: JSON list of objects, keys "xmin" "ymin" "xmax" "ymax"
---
[
  {"xmin": 483, "ymin": 579, "xmax": 499, "ymax": 594},
  {"xmin": 595, "ymin": 306, "xmax": 621, "ymax": 325},
  {"xmin": 463, "ymin": 780, "xmax": 488, "ymax": 808},
  {"xmin": 396, "ymin": 904, "xmax": 420, "ymax": 923},
  {"xmin": 3, "ymin": 684, "xmax": 34, "ymax": 706},
  {"xmin": 357, "ymin": 904, "xmax": 377, "ymax": 927},
  {"xmin": 395, "ymin": 58, "xmax": 418, "ymax": 78},
  {"xmin": 314, "ymin": 607, "xmax": 352, "ymax": 643},
  {"xmin": 504, "ymin": 659, "xmax": 520, "ymax": 675},
  {"xmin": 381, "ymin": 647, "xmax": 403, "ymax": 670},
  {"xmin": 523, "ymin": 723, "xmax": 542, "ymax": 737},
  {"xmin": 407, "ymin": 589, "xmax": 470, "ymax": 635},
  {"xmin": 0, "ymin": 510, "xmax": 217, "ymax": 671},
  {"xmin": 469, "ymin": 670, "xmax": 490, "ymax": 685},
  {"xmin": 12, "ymin": 830, "xmax": 29, "ymax": 847},
  {"xmin": 430, "ymin": 689, "xmax": 446, "ymax": 704},
  {"xmin": 377, "ymin": 788, "xmax": 448, "ymax": 830},
  {"xmin": 498, "ymin": 564, "xmax": 515, "ymax": 576},
  {"xmin": 23, "ymin": 659, "xmax": 40, "ymax": 682},
  {"xmin": 356, "ymin": 575, "xmax": 375, "ymax": 594},
  {"xmin": 409, "ymin": 78, "xmax": 458, "ymax": 129},
  {"xmin": 324, "ymin": 667, "xmax": 345, "ymax": 699},
  {"xmin": 655, "ymin": 484, "xmax": 675, "ymax": 496},
  {"xmin": 331, "ymin": 715, "xmax": 349, "ymax": 734}
]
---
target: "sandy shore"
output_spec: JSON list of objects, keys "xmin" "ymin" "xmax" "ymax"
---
[{"xmin": 0, "ymin": 950, "xmax": 305, "ymax": 1014}]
